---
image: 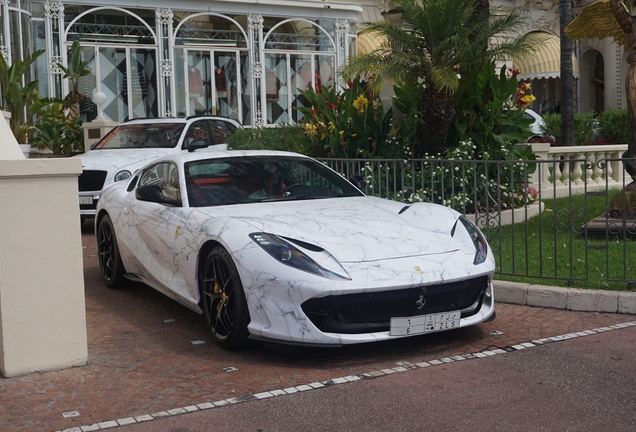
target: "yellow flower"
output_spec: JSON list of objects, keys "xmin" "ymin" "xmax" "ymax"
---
[
  {"xmin": 328, "ymin": 122, "xmax": 335, "ymax": 132},
  {"xmin": 353, "ymin": 94, "xmax": 369, "ymax": 114},
  {"xmin": 520, "ymin": 94, "xmax": 536, "ymax": 105},
  {"xmin": 304, "ymin": 123, "xmax": 318, "ymax": 139}
]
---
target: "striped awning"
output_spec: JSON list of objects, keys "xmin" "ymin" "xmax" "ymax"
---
[
  {"xmin": 512, "ymin": 32, "xmax": 580, "ymax": 81},
  {"xmin": 356, "ymin": 31, "xmax": 387, "ymax": 55}
]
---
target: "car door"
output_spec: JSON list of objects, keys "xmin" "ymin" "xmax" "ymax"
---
[{"xmin": 126, "ymin": 161, "xmax": 194, "ymax": 299}]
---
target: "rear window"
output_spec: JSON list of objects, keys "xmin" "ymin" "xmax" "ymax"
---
[{"xmin": 94, "ymin": 123, "xmax": 185, "ymax": 149}]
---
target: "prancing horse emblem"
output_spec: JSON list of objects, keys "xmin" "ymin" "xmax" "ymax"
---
[{"xmin": 416, "ymin": 295, "xmax": 426, "ymax": 310}]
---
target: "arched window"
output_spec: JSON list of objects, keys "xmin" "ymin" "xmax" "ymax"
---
[
  {"xmin": 173, "ymin": 14, "xmax": 250, "ymax": 124},
  {"xmin": 263, "ymin": 19, "xmax": 337, "ymax": 125}
]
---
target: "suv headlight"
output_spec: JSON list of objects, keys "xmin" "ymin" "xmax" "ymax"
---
[{"xmin": 114, "ymin": 170, "xmax": 132, "ymax": 182}]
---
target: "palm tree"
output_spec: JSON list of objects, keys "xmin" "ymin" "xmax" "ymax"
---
[
  {"xmin": 342, "ymin": 0, "xmax": 531, "ymax": 157},
  {"xmin": 560, "ymin": 0, "xmax": 574, "ymax": 147}
]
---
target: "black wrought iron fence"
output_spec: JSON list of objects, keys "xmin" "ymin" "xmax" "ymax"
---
[{"xmin": 319, "ymin": 156, "xmax": 636, "ymax": 289}]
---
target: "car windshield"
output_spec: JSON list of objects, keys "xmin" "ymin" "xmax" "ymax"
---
[
  {"xmin": 94, "ymin": 123, "xmax": 184, "ymax": 149},
  {"xmin": 184, "ymin": 156, "xmax": 364, "ymax": 207}
]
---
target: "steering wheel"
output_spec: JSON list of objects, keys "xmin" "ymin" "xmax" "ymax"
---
[{"xmin": 280, "ymin": 183, "xmax": 303, "ymax": 197}]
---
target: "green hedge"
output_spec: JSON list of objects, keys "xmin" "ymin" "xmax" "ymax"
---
[
  {"xmin": 598, "ymin": 109, "xmax": 628, "ymax": 144},
  {"xmin": 540, "ymin": 112, "xmax": 596, "ymax": 146},
  {"xmin": 226, "ymin": 124, "xmax": 308, "ymax": 154}
]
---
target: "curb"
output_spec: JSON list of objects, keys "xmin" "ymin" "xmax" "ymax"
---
[{"xmin": 494, "ymin": 280, "xmax": 636, "ymax": 314}]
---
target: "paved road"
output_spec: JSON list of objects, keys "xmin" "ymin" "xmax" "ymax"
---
[
  {"xmin": 1, "ymin": 228, "xmax": 634, "ymax": 432},
  {"xmin": 118, "ymin": 324, "xmax": 636, "ymax": 432}
]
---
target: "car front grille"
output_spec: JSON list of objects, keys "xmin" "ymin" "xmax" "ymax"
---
[
  {"xmin": 301, "ymin": 276, "xmax": 489, "ymax": 334},
  {"xmin": 79, "ymin": 170, "xmax": 107, "ymax": 192}
]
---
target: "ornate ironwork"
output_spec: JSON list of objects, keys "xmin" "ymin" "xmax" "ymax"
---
[
  {"xmin": 156, "ymin": 8, "xmax": 173, "ymax": 25},
  {"xmin": 0, "ymin": 46, "xmax": 8, "ymax": 63},
  {"xmin": 66, "ymin": 22, "xmax": 154, "ymax": 41},
  {"xmin": 45, "ymin": 0, "xmax": 64, "ymax": 19},
  {"xmin": 252, "ymin": 61, "xmax": 262, "ymax": 79},
  {"xmin": 265, "ymin": 33, "xmax": 334, "ymax": 51},
  {"xmin": 175, "ymin": 28, "xmax": 246, "ymax": 46},
  {"xmin": 248, "ymin": 14, "xmax": 263, "ymax": 30},
  {"xmin": 50, "ymin": 55, "xmax": 64, "ymax": 75},
  {"xmin": 336, "ymin": 19, "xmax": 350, "ymax": 35},
  {"xmin": 160, "ymin": 59, "xmax": 173, "ymax": 77}
]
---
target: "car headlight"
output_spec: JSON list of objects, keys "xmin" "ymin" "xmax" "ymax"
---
[
  {"xmin": 453, "ymin": 216, "xmax": 488, "ymax": 265},
  {"xmin": 250, "ymin": 233, "xmax": 350, "ymax": 280},
  {"xmin": 114, "ymin": 170, "xmax": 132, "ymax": 182}
]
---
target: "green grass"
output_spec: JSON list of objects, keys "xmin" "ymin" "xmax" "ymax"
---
[{"xmin": 484, "ymin": 188, "xmax": 636, "ymax": 291}]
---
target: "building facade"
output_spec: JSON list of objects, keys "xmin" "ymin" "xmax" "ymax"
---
[
  {"xmin": 2, "ymin": 0, "xmax": 363, "ymax": 126},
  {"xmin": 501, "ymin": 0, "xmax": 626, "ymax": 116},
  {"xmin": 0, "ymin": 0, "xmax": 627, "ymax": 128}
]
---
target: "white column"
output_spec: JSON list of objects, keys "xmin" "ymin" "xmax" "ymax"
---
[{"xmin": 0, "ymin": 112, "xmax": 87, "ymax": 377}]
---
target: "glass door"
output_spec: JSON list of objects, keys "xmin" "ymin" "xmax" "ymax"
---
[
  {"xmin": 94, "ymin": 46, "xmax": 159, "ymax": 122},
  {"xmin": 182, "ymin": 48, "xmax": 245, "ymax": 122}
]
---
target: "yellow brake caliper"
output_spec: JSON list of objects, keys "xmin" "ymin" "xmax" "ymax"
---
[{"xmin": 214, "ymin": 281, "xmax": 225, "ymax": 311}]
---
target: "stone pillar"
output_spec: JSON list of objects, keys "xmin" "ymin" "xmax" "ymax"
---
[
  {"xmin": 82, "ymin": 116, "xmax": 117, "ymax": 152},
  {"xmin": 0, "ymin": 112, "xmax": 87, "ymax": 377},
  {"xmin": 517, "ymin": 142, "xmax": 551, "ymax": 189}
]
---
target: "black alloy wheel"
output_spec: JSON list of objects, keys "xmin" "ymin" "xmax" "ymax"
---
[
  {"xmin": 96, "ymin": 214, "xmax": 126, "ymax": 288},
  {"xmin": 199, "ymin": 247, "xmax": 250, "ymax": 349}
]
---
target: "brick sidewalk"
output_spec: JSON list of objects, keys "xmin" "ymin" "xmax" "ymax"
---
[{"xmin": 0, "ymin": 229, "xmax": 632, "ymax": 431}]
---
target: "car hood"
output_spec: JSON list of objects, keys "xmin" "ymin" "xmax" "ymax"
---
[
  {"xmin": 75, "ymin": 148, "xmax": 181, "ymax": 171},
  {"xmin": 215, "ymin": 197, "xmax": 464, "ymax": 263}
]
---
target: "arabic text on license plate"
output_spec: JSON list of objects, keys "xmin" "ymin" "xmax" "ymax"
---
[
  {"xmin": 390, "ymin": 311, "xmax": 460, "ymax": 336},
  {"xmin": 79, "ymin": 196, "xmax": 93, "ymax": 205}
]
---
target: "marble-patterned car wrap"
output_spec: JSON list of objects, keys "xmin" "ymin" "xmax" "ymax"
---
[{"xmin": 96, "ymin": 151, "xmax": 495, "ymax": 346}]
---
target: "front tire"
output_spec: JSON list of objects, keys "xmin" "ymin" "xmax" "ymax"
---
[
  {"xmin": 199, "ymin": 247, "xmax": 250, "ymax": 349},
  {"xmin": 96, "ymin": 214, "xmax": 126, "ymax": 288}
]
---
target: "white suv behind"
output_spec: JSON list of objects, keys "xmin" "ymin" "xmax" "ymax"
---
[{"xmin": 75, "ymin": 116, "xmax": 241, "ymax": 219}]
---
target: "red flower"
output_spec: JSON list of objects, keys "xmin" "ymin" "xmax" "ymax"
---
[
  {"xmin": 327, "ymin": 103, "xmax": 338, "ymax": 110},
  {"xmin": 508, "ymin": 68, "xmax": 520, "ymax": 76},
  {"xmin": 348, "ymin": 81, "xmax": 354, "ymax": 89}
]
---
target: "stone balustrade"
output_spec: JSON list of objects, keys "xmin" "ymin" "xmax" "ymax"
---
[{"xmin": 521, "ymin": 142, "xmax": 630, "ymax": 198}]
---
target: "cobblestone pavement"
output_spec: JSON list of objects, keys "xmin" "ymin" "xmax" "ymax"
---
[{"xmin": 0, "ymin": 228, "xmax": 633, "ymax": 432}]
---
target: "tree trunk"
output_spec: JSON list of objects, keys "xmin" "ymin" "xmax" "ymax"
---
[
  {"xmin": 622, "ymin": 62, "xmax": 636, "ymax": 179},
  {"xmin": 418, "ymin": 88, "xmax": 456, "ymax": 157},
  {"xmin": 560, "ymin": 0, "xmax": 575, "ymax": 147}
]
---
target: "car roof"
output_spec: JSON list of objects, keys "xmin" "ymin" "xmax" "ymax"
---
[
  {"xmin": 121, "ymin": 116, "xmax": 241, "ymax": 126},
  {"xmin": 146, "ymin": 149, "xmax": 311, "ymax": 167}
]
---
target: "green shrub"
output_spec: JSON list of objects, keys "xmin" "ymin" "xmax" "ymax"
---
[
  {"xmin": 598, "ymin": 109, "xmax": 628, "ymax": 144},
  {"xmin": 295, "ymin": 78, "xmax": 395, "ymax": 158},
  {"xmin": 450, "ymin": 62, "xmax": 533, "ymax": 158},
  {"xmin": 540, "ymin": 112, "xmax": 597, "ymax": 146},
  {"xmin": 226, "ymin": 124, "xmax": 307, "ymax": 153},
  {"xmin": 574, "ymin": 112, "xmax": 597, "ymax": 146}
]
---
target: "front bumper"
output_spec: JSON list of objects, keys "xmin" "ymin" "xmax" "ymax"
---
[{"xmin": 79, "ymin": 191, "xmax": 101, "ymax": 216}]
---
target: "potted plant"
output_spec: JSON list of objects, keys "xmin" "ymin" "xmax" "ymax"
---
[
  {"xmin": 0, "ymin": 49, "xmax": 45, "ymax": 152},
  {"xmin": 30, "ymin": 41, "xmax": 91, "ymax": 155}
]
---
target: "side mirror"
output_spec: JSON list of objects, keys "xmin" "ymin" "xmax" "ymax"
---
[
  {"xmin": 188, "ymin": 139, "xmax": 211, "ymax": 152},
  {"xmin": 348, "ymin": 175, "xmax": 366, "ymax": 190},
  {"xmin": 136, "ymin": 184, "xmax": 181, "ymax": 206},
  {"xmin": 136, "ymin": 184, "xmax": 165, "ymax": 203}
]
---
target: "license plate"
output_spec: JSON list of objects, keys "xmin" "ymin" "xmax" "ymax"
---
[
  {"xmin": 390, "ymin": 311, "xmax": 460, "ymax": 336},
  {"xmin": 79, "ymin": 196, "xmax": 93, "ymax": 205}
]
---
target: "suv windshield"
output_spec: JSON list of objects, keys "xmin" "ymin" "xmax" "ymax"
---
[{"xmin": 94, "ymin": 123, "xmax": 185, "ymax": 149}]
